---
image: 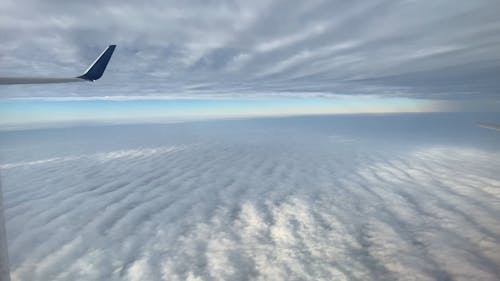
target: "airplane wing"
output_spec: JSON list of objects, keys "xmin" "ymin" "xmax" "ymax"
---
[
  {"xmin": 478, "ymin": 122, "xmax": 500, "ymax": 131},
  {"xmin": 0, "ymin": 45, "xmax": 116, "ymax": 85}
]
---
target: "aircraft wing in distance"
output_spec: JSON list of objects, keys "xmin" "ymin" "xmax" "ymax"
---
[
  {"xmin": 478, "ymin": 122, "xmax": 500, "ymax": 131},
  {"xmin": 0, "ymin": 45, "xmax": 116, "ymax": 85}
]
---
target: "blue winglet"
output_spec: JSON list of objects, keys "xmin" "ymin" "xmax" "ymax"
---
[{"xmin": 78, "ymin": 45, "xmax": 116, "ymax": 81}]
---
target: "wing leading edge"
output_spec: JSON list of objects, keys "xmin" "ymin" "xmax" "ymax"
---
[{"xmin": 0, "ymin": 45, "xmax": 116, "ymax": 85}]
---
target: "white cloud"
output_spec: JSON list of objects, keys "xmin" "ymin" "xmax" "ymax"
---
[
  {"xmin": 0, "ymin": 146, "xmax": 185, "ymax": 169},
  {"xmin": 2, "ymin": 115, "xmax": 500, "ymax": 280},
  {"xmin": 0, "ymin": 1, "xmax": 499, "ymax": 100}
]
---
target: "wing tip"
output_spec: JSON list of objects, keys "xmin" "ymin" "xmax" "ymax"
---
[{"xmin": 78, "ymin": 45, "xmax": 116, "ymax": 81}]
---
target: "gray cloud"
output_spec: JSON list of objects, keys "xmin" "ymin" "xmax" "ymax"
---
[
  {"xmin": 1, "ymin": 114, "xmax": 500, "ymax": 280},
  {"xmin": 1, "ymin": 0, "xmax": 500, "ymax": 99}
]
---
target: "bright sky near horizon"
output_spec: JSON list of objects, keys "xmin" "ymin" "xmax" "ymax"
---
[{"xmin": 0, "ymin": 97, "xmax": 440, "ymax": 128}]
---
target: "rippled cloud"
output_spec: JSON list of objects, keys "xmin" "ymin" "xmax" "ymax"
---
[{"xmin": 1, "ymin": 114, "xmax": 500, "ymax": 280}]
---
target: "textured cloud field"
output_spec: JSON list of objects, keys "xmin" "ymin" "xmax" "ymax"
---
[
  {"xmin": 1, "ymin": 114, "xmax": 500, "ymax": 281},
  {"xmin": 1, "ymin": 1, "xmax": 500, "ymax": 99}
]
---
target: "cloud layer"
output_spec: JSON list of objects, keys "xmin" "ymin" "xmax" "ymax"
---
[
  {"xmin": 1, "ymin": 114, "xmax": 500, "ymax": 280},
  {"xmin": 1, "ymin": 1, "xmax": 500, "ymax": 99}
]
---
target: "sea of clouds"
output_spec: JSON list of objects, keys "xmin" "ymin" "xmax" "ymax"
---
[{"xmin": 1, "ymin": 113, "xmax": 500, "ymax": 281}]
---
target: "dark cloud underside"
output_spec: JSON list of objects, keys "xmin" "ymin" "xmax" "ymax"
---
[{"xmin": 1, "ymin": 0, "xmax": 500, "ymax": 99}]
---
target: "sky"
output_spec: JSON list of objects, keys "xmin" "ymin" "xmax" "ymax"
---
[
  {"xmin": 0, "ymin": 97, "xmax": 441, "ymax": 129},
  {"xmin": 1, "ymin": 2, "xmax": 500, "ymax": 280},
  {"xmin": 1, "ymin": 0, "xmax": 500, "ymax": 126}
]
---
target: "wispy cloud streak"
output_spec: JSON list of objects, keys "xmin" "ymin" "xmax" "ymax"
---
[{"xmin": 0, "ymin": 1, "xmax": 499, "ymax": 100}]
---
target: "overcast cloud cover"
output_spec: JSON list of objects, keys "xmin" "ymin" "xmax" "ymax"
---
[
  {"xmin": 1, "ymin": 114, "xmax": 500, "ymax": 281},
  {"xmin": 1, "ymin": 0, "xmax": 500, "ymax": 100}
]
